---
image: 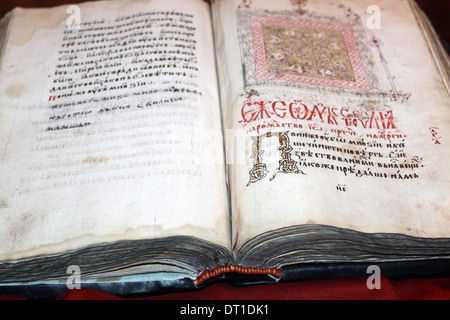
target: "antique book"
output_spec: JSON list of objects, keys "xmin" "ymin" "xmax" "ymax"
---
[{"xmin": 0, "ymin": 0, "xmax": 449, "ymax": 298}]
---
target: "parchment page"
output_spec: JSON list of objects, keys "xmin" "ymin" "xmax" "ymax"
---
[
  {"xmin": 0, "ymin": 0, "xmax": 229, "ymax": 261},
  {"xmin": 213, "ymin": 0, "xmax": 450, "ymax": 251}
]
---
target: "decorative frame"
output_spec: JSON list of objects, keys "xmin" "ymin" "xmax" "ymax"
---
[{"xmin": 237, "ymin": 8, "xmax": 385, "ymax": 99}]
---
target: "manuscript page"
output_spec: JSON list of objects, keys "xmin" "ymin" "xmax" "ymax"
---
[
  {"xmin": 213, "ymin": 0, "xmax": 450, "ymax": 251},
  {"xmin": 0, "ymin": 0, "xmax": 229, "ymax": 261}
]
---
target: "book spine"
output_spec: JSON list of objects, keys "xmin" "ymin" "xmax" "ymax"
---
[{"xmin": 194, "ymin": 265, "xmax": 283, "ymax": 286}]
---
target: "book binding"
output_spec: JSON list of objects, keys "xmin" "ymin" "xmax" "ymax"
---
[{"xmin": 194, "ymin": 265, "xmax": 283, "ymax": 286}]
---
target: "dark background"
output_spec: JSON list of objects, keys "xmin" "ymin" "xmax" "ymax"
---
[{"xmin": 0, "ymin": 0, "xmax": 449, "ymax": 51}]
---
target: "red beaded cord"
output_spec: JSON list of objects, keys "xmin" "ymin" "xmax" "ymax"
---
[{"xmin": 194, "ymin": 265, "xmax": 282, "ymax": 286}]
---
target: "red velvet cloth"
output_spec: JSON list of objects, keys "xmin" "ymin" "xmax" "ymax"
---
[{"xmin": 2, "ymin": 276, "xmax": 449, "ymax": 300}]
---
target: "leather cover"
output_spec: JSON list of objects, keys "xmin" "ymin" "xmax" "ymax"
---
[{"xmin": 2, "ymin": 258, "xmax": 449, "ymax": 299}]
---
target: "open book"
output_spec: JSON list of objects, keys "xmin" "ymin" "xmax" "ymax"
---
[{"xmin": 0, "ymin": 0, "xmax": 449, "ymax": 298}]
